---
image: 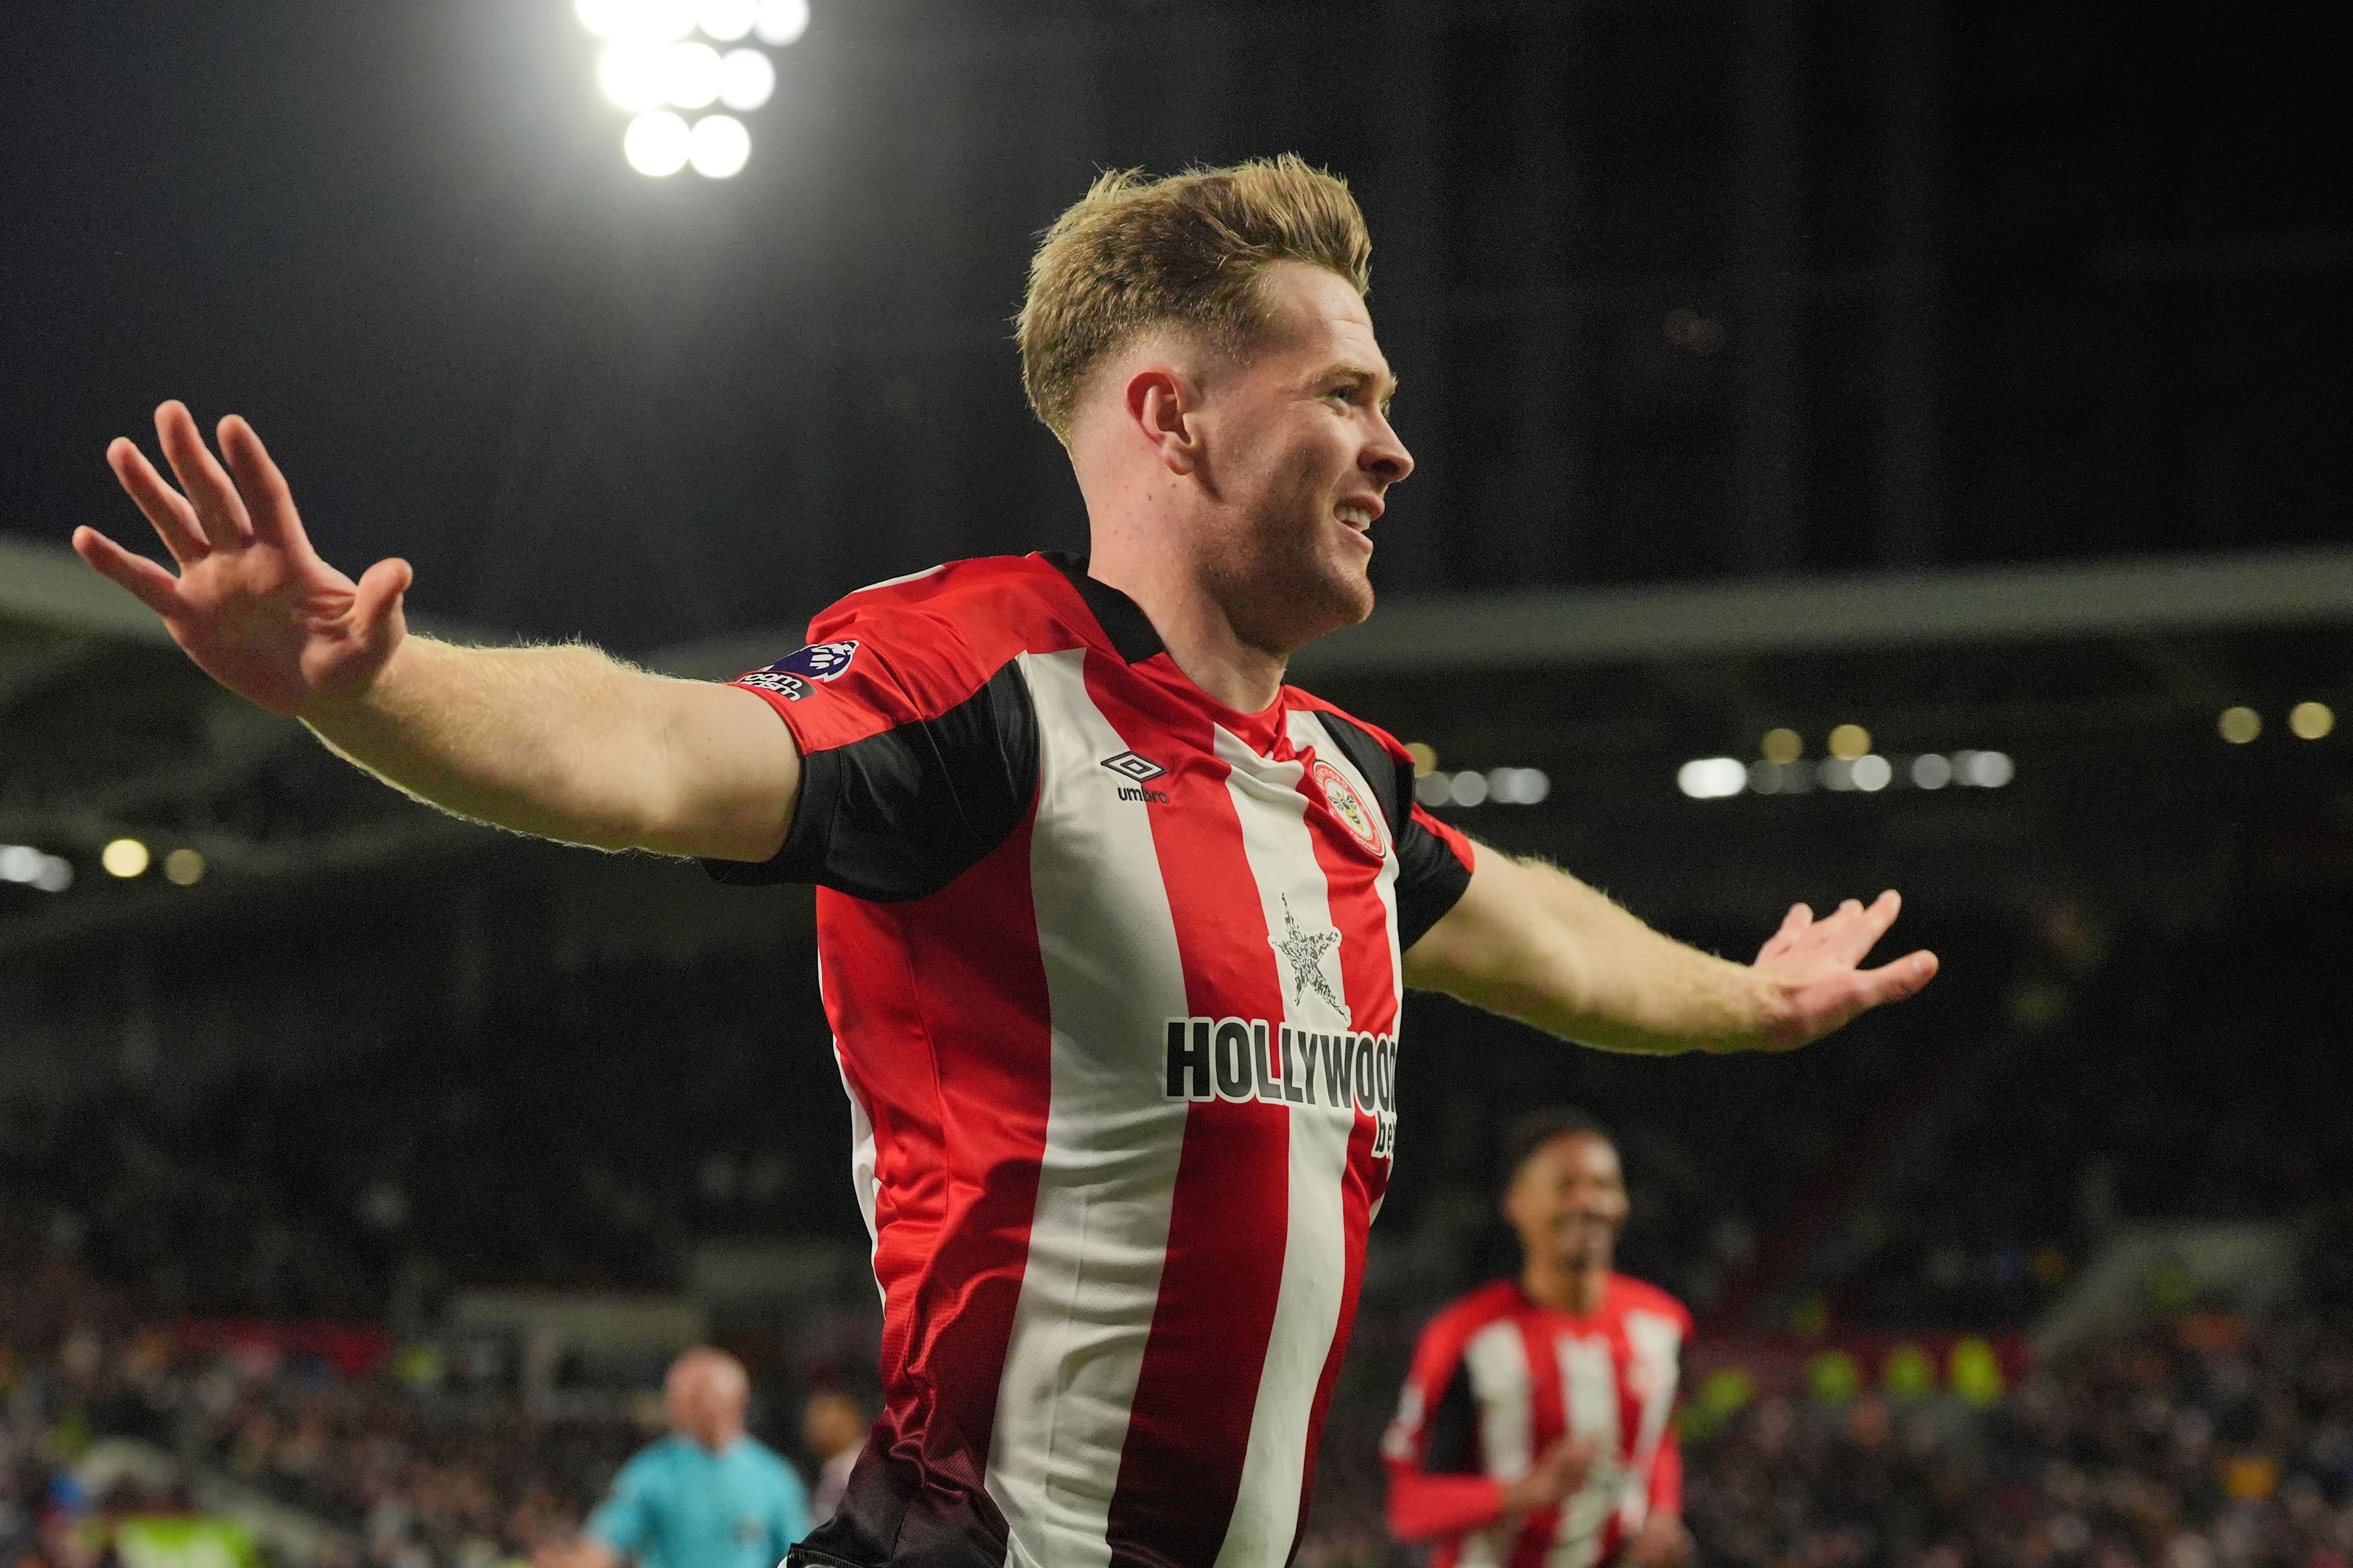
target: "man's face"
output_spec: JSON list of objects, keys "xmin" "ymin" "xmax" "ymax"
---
[
  {"xmin": 1503, "ymin": 1134, "xmax": 1630, "ymax": 1279},
  {"xmin": 1187, "ymin": 261, "xmax": 1413, "ymax": 658}
]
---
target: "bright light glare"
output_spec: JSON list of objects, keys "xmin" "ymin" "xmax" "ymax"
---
[
  {"xmin": 1449, "ymin": 770, "xmax": 1489, "ymax": 808},
  {"xmin": 1957, "ymin": 750, "xmax": 2015, "ymax": 788},
  {"xmin": 1851, "ymin": 754, "xmax": 1893, "ymax": 792},
  {"xmin": 662, "ymin": 41, "xmax": 723, "ymax": 108},
  {"xmin": 689, "ymin": 114, "xmax": 751, "ymax": 177},
  {"xmin": 1761, "ymin": 727, "xmax": 1803, "ymax": 764},
  {"xmin": 590, "ymin": 0, "xmax": 697, "ymax": 41},
  {"xmin": 2217, "ymin": 706, "xmax": 2261, "ymax": 744},
  {"xmin": 698, "ymin": 0, "xmax": 758, "ymax": 40},
  {"xmin": 1413, "ymin": 771, "xmax": 1451, "ymax": 808},
  {"xmin": 1828, "ymin": 723, "xmax": 1872, "ymax": 761},
  {"xmin": 102, "ymin": 838, "xmax": 150, "ymax": 879},
  {"xmin": 1911, "ymin": 753, "xmax": 1953, "ymax": 789},
  {"xmin": 755, "ymin": 0, "xmax": 810, "ymax": 45},
  {"xmin": 624, "ymin": 111, "xmax": 693, "ymax": 175},
  {"xmin": 599, "ymin": 44, "xmax": 668, "ymax": 110},
  {"xmin": 1677, "ymin": 757, "xmax": 1748, "ymax": 800},
  {"xmin": 163, "ymin": 847, "xmax": 207, "ymax": 887},
  {"xmin": 2290, "ymin": 700, "xmax": 2335, "ymax": 740},
  {"xmin": 1485, "ymin": 767, "xmax": 1551, "ymax": 805},
  {"xmin": 1, "ymin": 844, "xmax": 70, "ymax": 891},
  {"xmin": 718, "ymin": 48, "xmax": 775, "ymax": 110}
]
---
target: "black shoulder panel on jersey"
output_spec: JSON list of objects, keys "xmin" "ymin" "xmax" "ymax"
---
[
  {"xmin": 703, "ymin": 659, "xmax": 1038, "ymax": 901},
  {"xmin": 1041, "ymin": 551, "xmax": 1166, "ymax": 664},
  {"xmin": 1423, "ymin": 1355, "xmax": 1482, "ymax": 1475},
  {"xmin": 1309, "ymin": 710, "xmax": 1472, "ymax": 950}
]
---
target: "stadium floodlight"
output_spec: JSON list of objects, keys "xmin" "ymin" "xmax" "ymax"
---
[
  {"xmin": 163, "ymin": 847, "xmax": 208, "ymax": 887},
  {"xmin": 101, "ymin": 837, "xmax": 150, "ymax": 878},
  {"xmin": 2216, "ymin": 706, "xmax": 2261, "ymax": 744},
  {"xmin": 1760, "ymin": 727, "xmax": 1803, "ymax": 764},
  {"xmin": 1850, "ymin": 755, "xmax": 1893, "ymax": 792},
  {"xmin": 1827, "ymin": 723, "xmax": 1872, "ymax": 761},
  {"xmin": 624, "ymin": 110, "xmax": 693, "ymax": 175},
  {"xmin": 1911, "ymin": 753, "xmax": 1953, "ymax": 789},
  {"xmin": 662, "ymin": 41, "xmax": 724, "ymax": 108},
  {"xmin": 755, "ymin": 0, "xmax": 810, "ymax": 45},
  {"xmin": 2290, "ymin": 700, "xmax": 2335, "ymax": 740},
  {"xmin": 1677, "ymin": 758, "xmax": 1748, "ymax": 801},
  {"xmin": 580, "ymin": 0, "xmax": 697, "ymax": 42},
  {"xmin": 717, "ymin": 47, "xmax": 775, "ymax": 110},
  {"xmin": 698, "ymin": 0, "xmax": 758, "ymax": 40},
  {"xmin": 599, "ymin": 44, "xmax": 668, "ymax": 111},
  {"xmin": 1, "ymin": 843, "xmax": 71, "ymax": 891},
  {"xmin": 1958, "ymin": 750, "xmax": 2015, "ymax": 788},
  {"xmin": 688, "ymin": 115, "xmax": 752, "ymax": 177}
]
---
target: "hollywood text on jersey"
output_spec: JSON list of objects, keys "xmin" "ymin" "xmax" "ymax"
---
[{"xmin": 1162, "ymin": 1017, "xmax": 1400, "ymax": 1157}]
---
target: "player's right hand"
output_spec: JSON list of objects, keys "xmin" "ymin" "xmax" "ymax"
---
[
  {"xmin": 74, "ymin": 400, "xmax": 412, "ymax": 717},
  {"xmin": 1501, "ymin": 1435, "xmax": 1600, "ymax": 1514}
]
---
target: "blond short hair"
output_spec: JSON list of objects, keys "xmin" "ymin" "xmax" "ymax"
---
[{"xmin": 1016, "ymin": 155, "xmax": 1373, "ymax": 441}]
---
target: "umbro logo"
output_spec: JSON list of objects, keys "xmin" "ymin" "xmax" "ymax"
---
[
  {"xmin": 1101, "ymin": 751, "xmax": 1171, "ymax": 804},
  {"xmin": 1100, "ymin": 751, "xmax": 1168, "ymax": 783}
]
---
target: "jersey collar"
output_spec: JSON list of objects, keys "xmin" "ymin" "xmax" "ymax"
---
[{"xmin": 1041, "ymin": 551, "xmax": 1167, "ymax": 665}]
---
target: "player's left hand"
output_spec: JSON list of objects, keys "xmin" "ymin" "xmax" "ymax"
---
[
  {"xmin": 1619, "ymin": 1512, "xmax": 1695, "ymax": 1568},
  {"xmin": 1748, "ymin": 890, "xmax": 1937, "ymax": 1050}
]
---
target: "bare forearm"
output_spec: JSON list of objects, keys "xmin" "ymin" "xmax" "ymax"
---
[
  {"xmin": 302, "ymin": 637, "xmax": 708, "ymax": 852},
  {"xmin": 1408, "ymin": 853, "xmax": 1777, "ymax": 1054}
]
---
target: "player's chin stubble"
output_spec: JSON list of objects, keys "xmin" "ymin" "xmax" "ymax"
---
[{"xmin": 1210, "ymin": 503, "xmax": 1373, "ymax": 659}]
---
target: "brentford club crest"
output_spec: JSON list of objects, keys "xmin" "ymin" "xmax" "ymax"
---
[{"xmin": 1311, "ymin": 759, "xmax": 1387, "ymax": 858}]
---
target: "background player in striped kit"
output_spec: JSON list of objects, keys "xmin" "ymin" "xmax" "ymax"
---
[{"xmin": 1385, "ymin": 1110, "xmax": 1694, "ymax": 1568}]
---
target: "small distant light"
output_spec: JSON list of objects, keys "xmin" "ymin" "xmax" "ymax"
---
[
  {"xmin": 1748, "ymin": 760, "xmax": 1782, "ymax": 794},
  {"xmin": 101, "ymin": 838, "xmax": 150, "ymax": 879},
  {"xmin": 1405, "ymin": 742, "xmax": 1438, "ymax": 778},
  {"xmin": 1911, "ymin": 753, "xmax": 1953, "ymax": 790},
  {"xmin": 1959, "ymin": 750, "xmax": 2015, "ymax": 788},
  {"xmin": 163, "ymin": 847, "xmax": 207, "ymax": 887},
  {"xmin": 662, "ymin": 40, "xmax": 724, "ymax": 108},
  {"xmin": 2217, "ymin": 706, "xmax": 2261, "ymax": 744},
  {"xmin": 599, "ymin": 42, "xmax": 668, "ymax": 111},
  {"xmin": 1851, "ymin": 755, "xmax": 1893, "ymax": 792},
  {"xmin": 697, "ymin": 0, "xmax": 758, "ymax": 40},
  {"xmin": 2290, "ymin": 701, "xmax": 2335, "ymax": 741},
  {"xmin": 688, "ymin": 114, "xmax": 751, "ymax": 177},
  {"xmin": 1449, "ymin": 770, "xmax": 1490, "ymax": 808},
  {"xmin": 1413, "ymin": 771, "xmax": 1452, "ymax": 808},
  {"xmin": 624, "ymin": 110, "xmax": 693, "ymax": 175},
  {"xmin": 1828, "ymin": 724, "xmax": 1872, "ymax": 761},
  {"xmin": 1677, "ymin": 757, "xmax": 1748, "ymax": 801},
  {"xmin": 33, "ymin": 857, "xmax": 70, "ymax": 893},
  {"xmin": 0, "ymin": 845, "xmax": 37, "ymax": 883},
  {"xmin": 1816, "ymin": 758, "xmax": 1855, "ymax": 791},
  {"xmin": 1761, "ymin": 728, "xmax": 1803, "ymax": 765},
  {"xmin": 1485, "ymin": 767, "xmax": 1551, "ymax": 806},
  {"xmin": 754, "ymin": 0, "xmax": 810, "ymax": 45},
  {"xmin": 717, "ymin": 47, "xmax": 774, "ymax": 110}
]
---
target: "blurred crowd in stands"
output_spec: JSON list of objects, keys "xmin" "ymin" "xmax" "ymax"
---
[{"xmin": 3, "ymin": 895, "xmax": 2348, "ymax": 1567}]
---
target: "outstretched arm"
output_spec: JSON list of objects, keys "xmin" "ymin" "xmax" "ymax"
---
[
  {"xmin": 74, "ymin": 402, "xmax": 797, "ymax": 861},
  {"xmin": 1401, "ymin": 848, "xmax": 1937, "ymax": 1053}
]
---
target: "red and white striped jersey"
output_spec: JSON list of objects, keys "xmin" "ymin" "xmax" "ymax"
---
[
  {"xmin": 1383, "ymin": 1277, "xmax": 1690, "ymax": 1568},
  {"xmin": 708, "ymin": 553, "xmax": 1476, "ymax": 1567}
]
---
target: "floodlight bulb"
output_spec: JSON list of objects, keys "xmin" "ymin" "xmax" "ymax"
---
[
  {"xmin": 698, "ymin": 0, "xmax": 758, "ymax": 40},
  {"xmin": 2290, "ymin": 701, "xmax": 2335, "ymax": 740},
  {"xmin": 1851, "ymin": 755, "xmax": 1893, "ymax": 792},
  {"xmin": 1677, "ymin": 758, "xmax": 1748, "ymax": 800},
  {"xmin": 1911, "ymin": 753, "xmax": 1952, "ymax": 790},
  {"xmin": 599, "ymin": 43, "xmax": 668, "ymax": 111},
  {"xmin": 2217, "ymin": 706, "xmax": 2261, "ymax": 744},
  {"xmin": 624, "ymin": 110, "xmax": 693, "ymax": 175},
  {"xmin": 689, "ymin": 114, "xmax": 751, "ymax": 177},
  {"xmin": 577, "ymin": 0, "xmax": 623, "ymax": 37},
  {"xmin": 754, "ymin": 0, "xmax": 810, "ymax": 45},
  {"xmin": 717, "ymin": 47, "xmax": 775, "ymax": 110},
  {"xmin": 163, "ymin": 847, "xmax": 207, "ymax": 887},
  {"xmin": 660, "ymin": 41, "xmax": 723, "ymax": 108},
  {"xmin": 1761, "ymin": 727, "xmax": 1803, "ymax": 764},
  {"xmin": 101, "ymin": 838, "xmax": 150, "ymax": 879},
  {"xmin": 1827, "ymin": 723, "xmax": 1872, "ymax": 761}
]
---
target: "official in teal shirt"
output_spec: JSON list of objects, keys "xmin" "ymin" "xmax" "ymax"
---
[{"xmin": 550, "ymin": 1350, "xmax": 808, "ymax": 1568}]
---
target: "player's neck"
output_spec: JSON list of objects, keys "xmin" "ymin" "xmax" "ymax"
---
[
  {"xmin": 1522, "ymin": 1257, "xmax": 1611, "ymax": 1316},
  {"xmin": 1085, "ymin": 545, "xmax": 1288, "ymax": 715}
]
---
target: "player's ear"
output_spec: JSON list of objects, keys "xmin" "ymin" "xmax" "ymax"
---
[{"xmin": 1126, "ymin": 366, "xmax": 1204, "ymax": 476}]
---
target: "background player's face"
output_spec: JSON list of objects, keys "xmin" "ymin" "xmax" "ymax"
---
[
  {"xmin": 803, "ymin": 1390, "xmax": 868, "ymax": 1460},
  {"xmin": 1189, "ymin": 261, "xmax": 1413, "ymax": 658},
  {"xmin": 1504, "ymin": 1133, "xmax": 1631, "ymax": 1278}
]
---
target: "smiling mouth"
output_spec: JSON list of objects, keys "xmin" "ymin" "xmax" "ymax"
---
[{"xmin": 1334, "ymin": 500, "xmax": 1380, "ymax": 530}]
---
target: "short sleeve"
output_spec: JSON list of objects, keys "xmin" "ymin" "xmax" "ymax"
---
[
  {"xmin": 584, "ymin": 1455, "xmax": 655, "ymax": 1557},
  {"xmin": 700, "ymin": 606, "xmax": 1038, "ymax": 901},
  {"xmin": 1302, "ymin": 708, "xmax": 1475, "ymax": 947}
]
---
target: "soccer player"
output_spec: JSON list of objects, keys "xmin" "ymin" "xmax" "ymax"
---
[
  {"xmin": 1384, "ymin": 1110, "xmax": 1693, "ymax": 1568},
  {"xmin": 537, "ymin": 1348, "xmax": 809, "ymax": 1568},
  {"xmin": 73, "ymin": 156, "xmax": 1936, "ymax": 1567}
]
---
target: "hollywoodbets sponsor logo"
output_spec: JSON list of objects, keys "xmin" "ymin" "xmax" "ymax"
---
[{"xmin": 1162, "ymin": 1017, "xmax": 1398, "ymax": 1157}]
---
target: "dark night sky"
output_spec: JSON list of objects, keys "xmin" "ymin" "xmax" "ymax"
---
[{"xmin": 6, "ymin": 2, "xmax": 2348, "ymax": 654}]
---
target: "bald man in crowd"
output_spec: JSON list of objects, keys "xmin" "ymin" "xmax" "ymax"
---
[{"xmin": 539, "ymin": 1349, "xmax": 809, "ymax": 1568}]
